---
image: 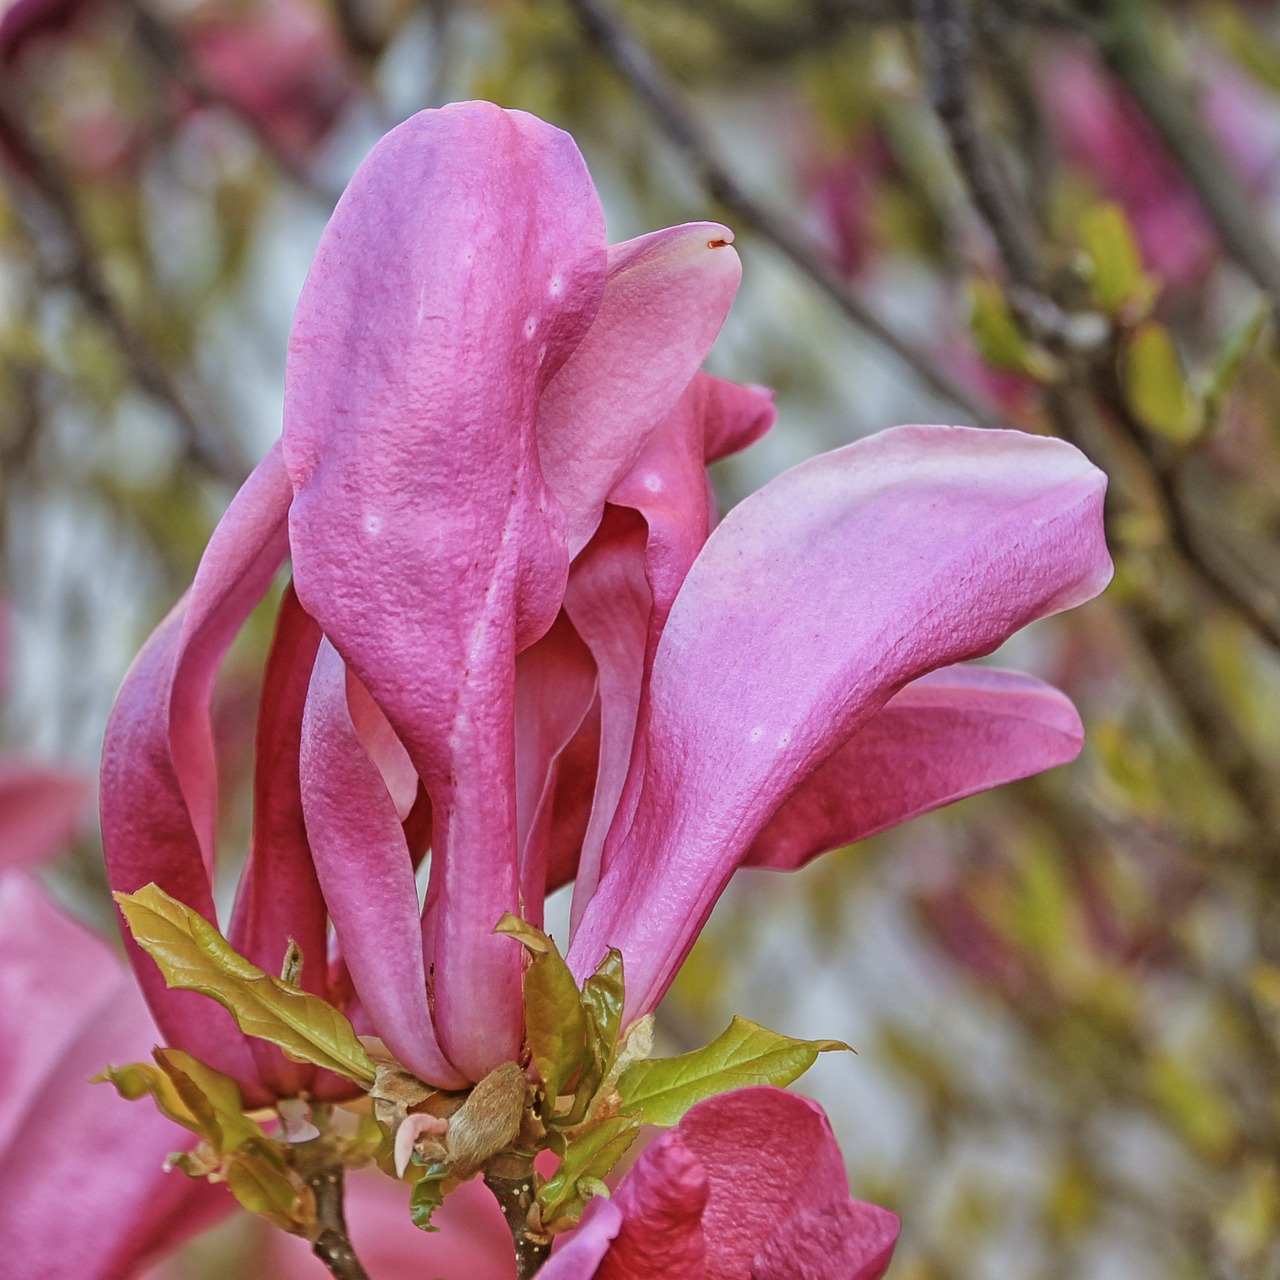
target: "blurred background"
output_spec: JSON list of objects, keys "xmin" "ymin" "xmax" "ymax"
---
[{"xmin": 4, "ymin": 1, "xmax": 1280, "ymax": 1277}]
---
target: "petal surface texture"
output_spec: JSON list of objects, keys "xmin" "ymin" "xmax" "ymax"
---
[
  {"xmin": 283, "ymin": 102, "xmax": 607, "ymax": 1078},
  {"xmin": 568, "ymin": 425, "xmax": 1111, "ymax": 1014},
  {"xmin": 745, "ymin": 664, "xmax": 1084, "ymax": 869}
]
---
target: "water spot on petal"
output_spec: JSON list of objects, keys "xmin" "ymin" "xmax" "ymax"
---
[
  {"xmin": 643, "ymin": 473, "xmax": 663, "ymax": 493},
  {"xmin": 549, "ymin": 273, "xmax": 563, "ymax": 296},
  {"xmin": 748, "ymin": 725, "xmax": 764, "ymax": 743},
  {"xmin": 365, "ymin": 515, "xmax": 383, "ymax": 535},
  {"xmin": 524, "ymin": 315, "xmax": 538, "ymax": 339}
]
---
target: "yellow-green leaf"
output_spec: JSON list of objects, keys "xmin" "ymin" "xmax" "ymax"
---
[
  {"xmin": 95, "ymin": 1060, "xmax": 211, "ymax": 1142},
  {"xmin": 154, "ymin": 1048, "xmax": 262, "ymax": 1153},
  {"xmin": 538, "ymin": 1113, "xmax": 641, "ymax": 1228},
  {"xmin": 495, "ymin": 914, "xmax": 586, "ymax": 1100},
  {"xmin": 116, "ymin": 884, "xmax": 375, "ymax": 1086},
  {"xmin": 617, "ymin": 1016, "xmax": 851, "ymax": 1128},
  {"xmin": 967, "ymin": 279, "xmax": 1056, "ymax": 380},
  {"xmin": 1079, "ymin": 202, "xmax": 1155, "ymax": 315},
  {"xmin": 1124, "ymin": 322, "xmax": 1201, "ymax": 444},
  {"xmin": 225, "ymin": 1142, "xmax": 311, "ymax": 1233}
]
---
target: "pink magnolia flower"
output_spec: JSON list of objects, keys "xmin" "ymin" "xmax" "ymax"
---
[{"xmin": 101, "ymin": 101, "xmax": 1111, "ymax": 1106}]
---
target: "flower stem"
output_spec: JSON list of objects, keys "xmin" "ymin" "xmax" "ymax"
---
[
  {"xmin": 305, "ymin": 1165, "xmax": 370, "ymax": 1280},
  {"xmin": 485, "ymin": 1164, "xmax": 552, "ymax": 1279}
]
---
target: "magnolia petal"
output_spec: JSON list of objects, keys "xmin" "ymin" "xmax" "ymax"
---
[
  {"xmin": 0, "ymin": 876, "xmax": 234, "ymax": 1278},
  {"xmin": 596, "ymin": 1132, "xmax": 709, "ymax": 1280},
  {"xmin": 0, "ymin": 762, "xmax": 89, "ymax": 872},
  {"xmin": 284, "ymin": 102, "xmax": 607, "ymax": 1079},
  {"xmin": 565, "ymin": 508, "xmax": 651, "ymax": 929},
  {"xmin": 569, "ymin": 425, "xmax": 1111, "ymax": 1016},
  {"xmin": 299, "ymin": 641, "xmax": 465, "ymax": 1088},
  {"xmin": 101, "ymin": 445, "xmax": 292, "ymax": 1092},
  {"xmin": 745, "ymin": 665, "xmax": 1084, "ymax": 869},
  {"xmin": 750, "ymin": 1199, "xmax": 900, "ymax": 1280},
  {"xmin": 538, "ymin": 1198, "xmax": 624, "ymax": 1280},
  {"xmin": 515, "ymin": 612, "xmax": 597, "ymax": 923},
  {"xmin": 545, "ymin": 697, "xmax": 601, "ymax": 895},
  {"xmin": 539, "ymin": 224, "xmax": 742, "ymax": 556},
  {"xmin": 226, "ymin": 584, "xmax": 327, "ymax": 1097},
  {"xmin": 569, "ymin": 377, "xmax": 776, "ymax": 925}
]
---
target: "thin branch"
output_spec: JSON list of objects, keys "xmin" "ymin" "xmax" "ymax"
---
[
  {"xmin": 562, "ymin": 0, "xmax": 1018, "ymax": 431},
  {"xmin": 0, "ymin": 91, "xmax": 247, "ymax": 484},
  {"xmin": 485, "ymin": 1165, "xmax": 552, "ymax": 1280},
  {"xmin": 305, "ymin": 1166, "xmax": 371, "ymax": 1280}
]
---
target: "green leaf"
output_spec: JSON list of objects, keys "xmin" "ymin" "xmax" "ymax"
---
[
  {"xmin": 537, "ymin": 1114, "xmax": 641, "ymax": 1228},
  {"xmin": 409, "ymin": 1167, "xmax": 450, "ymax": 1232},
  {"xmin": 225, "ymin": 1142, "xmax": 310, "ymax": 1233},
  {"xmin": 1124, "ymin": 322, "xmax": 1201, "ymax": 444},
  {"xmin": 559, "ymin": 949, "xmax": 626, "ymax": 1128},
  {"xmin": 116, "ymin": 884, "xmax": 375, "ymax": 1086},
  {"xmin": 495, "ymin": 915, "xmax": 586, "ymax": 1101},
  {"xmin": 617, "ymin": 1016, "xmax": 851, "ymax": 1128},
  {"xmin": 967, "ymin": 279, "xmax": 1056, "ymax": 380},
  {"xmin": 1079, "ymin": 202, "xmax": 1155, "ymax": 315}
]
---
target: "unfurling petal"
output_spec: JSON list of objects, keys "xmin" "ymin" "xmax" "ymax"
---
[
  {"xmin": 284, "ymin": 102, "xmax": 607, "ymax": 1078},
  {"xmin": 539, "ymin": 225, "xmax": 742, "ymax": 556},
  {"xmin": 100, "ymin": 445, "xmax": 293, "ymax": 1095},
  {"xmin": 745, "ymin": 665, "xmax": 1084, "ymax": 869},
  {"xmin": 569, "ymin": 426, "xmax": 1111, "ymax": 1018},
  {"xmin": 300, "ymin": 641, "xmax": 464, "ymax": 1088}
]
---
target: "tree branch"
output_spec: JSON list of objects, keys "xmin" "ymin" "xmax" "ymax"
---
[
  {"xmin": 563, "ymin": 0, "xmax": 1017, "ymax": 431},
  {"xmin": 485, "ymin": 1160, "xmax": 552, "ymax": 1280},
  {"xmin": 0, "ymin": 90, "xmax": 247, "ymax": 484},
  {"xmin": 305, "ymin": 1166, "xmax": 371, "ymax": 1280}
]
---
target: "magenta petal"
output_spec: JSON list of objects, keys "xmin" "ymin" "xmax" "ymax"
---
[
  {"xmin": 746, "ymin": 664, "xmax": 1084, "ymax": 869},
  {"xmin": 539, "ymin": 1197, "xmax": 624, "ymax": 1280},
  {"xmin": 0, "ymin": 762, "xmax": 89, "ymax": 872},
  {"xmin": 596, "ymin": 1132, "xmax": 709, "ymax": 1280},
  {"xmin": 539, "ymin": 225, "xmax": 742, "ymax": 555},
  {"xmin": 568, "ymin": 425, "xmax": 1111, "ymax": 1016},
  {"xmin": 101, "ymin": 445, "xmax": 292, "ymax": 1093},
  {"xmin": 750, "ymin": 1199, "xmax": 900, "ymax": 1280},
  {"xmin": 0, "ymin": 875, "xmax": 234, "ymax": 1279},
  {"xmin": 227, "ymin": 583, "xmax": 327, "ymax": 1097},
  {"xmin": 284, "ymin": 102, "xmax": 607, "ymax": 1079},
  {"xmin": 514, "ymin": 612, "xmax": 597, "ymax": 924},
  {"xmin": 300, "ymin": 641, "xmax": 465, "ymax": 1088}
]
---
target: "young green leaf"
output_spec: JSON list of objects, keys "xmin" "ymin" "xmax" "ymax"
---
[
  {"xmin": 409, "ymin": 1167, "xmax": 450, "ymax": 1233},
  {"xmin": 495, "ymin": 914, "xmax": 586, "ymax": 1101},
  {"xmin": 558, "ymin": 948, "xmax": 626, "ymax": 1126},
  {"xmin": 617, "ymin": 1016, "xmax": 852, "ymax": 1128},
  {"xmin": 537, "ymin": 1113, "xmax": 641, "ymax": 1228},
  {"xmin": 115, "ymin": 883, "xmax": 375, "ymax": 1086},
  {"xmin": 1079, "ymin": 202, "xmax": 1155, "ymax": 315},
  {"xmin": 225, "ymin": 1142, "xmax": 312, "ymax": 1233},
  {"xmin": 1124, "ymin": 322, "xmax": 1201, "ymax": 445},
  {"xmin": 967, "ymin": 278, "xmax": 1057, "ymax": 380}
]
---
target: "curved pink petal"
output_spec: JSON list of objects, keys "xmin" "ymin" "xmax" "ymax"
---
[
  {"xmin": 0, "ymin": 875, "xmax": 234, "ymax": 1279},
  {"xmin": 226, "ymin": 583, "xmax": 330, "ymax": 1097},
  {"xmin": 283, "ymin": 102, "xmax": 607, "ymax": 1079},
  {"xmin": 545, "ymin": 697, "xmax": 601, "ymax": 894},
  {"xmin": 745, "ymin": 664, "xmax": 1084, "ymax": 869},
  {"xmin": 515, "ymin": 612, "xmax": 597, "ymax": 924},
  {"xmin": 0, "ymin": 762, "xmax": 89, "ymax": 872},
  {"xmin": 568, "ymin": 377, "xmax": 777, "ymax": 926},
  {"xmin": 750, "ymin": 1199, "xmax": 900, "ymax": 1280},
  {"xmin": 539, "ymin": 225, "xmax": 742, "ymax": 556},
  {"xmin": 539, "ymin": 1198, "xmax": 624, "ymax": 1280},
  {"xmin": 101, "ymin": 445, "xmax": 292, "ymax": 1094},
  {"xmin": 569, "ymin": 425, "xmax": 1111, "ymax": 1016},
  {"xmin": 300, "ymin": 641, "xmax": 464, "ymax": 1088},
  {"xmin": 596, "ymin": 1131, "xmax": 709, "ymax": 1280}
]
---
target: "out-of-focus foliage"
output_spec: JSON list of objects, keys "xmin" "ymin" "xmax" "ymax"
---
[{"xmin": 5, "ymin": 1, "xmax": 1280, "ymax": 1278}]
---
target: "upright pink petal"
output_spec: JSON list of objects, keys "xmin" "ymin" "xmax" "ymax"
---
[
  {"xmin": 514, "ymin": 612, "xmax": 597, "ymax": 923},
  {"xmin": 300, "ymin": 641, "xmax": 464, "ymax": 1088},
  {"xmin": 569, "ymin": 426, "xmax": 1111, "ymax": 1016},
  {"xmin": 284, "ymin": 102, "xmax": 607, "ymax": 1078},
  {"xmin": 745, "ymin": 665, "xmax": 1084, "ymax": 869},
  {"xmin": 538, "ymin": 225, "xmax": 742, "ymax": 555},
  {"xmin": 0, "ymin": 762, "xmax": 89, "ymax": 872},
  {"xmin": 101, "ymin": 445, "xmax": 292, "ymax": 1093},
  {"xmin": 226, "ymin": 583, "xmax": 330, "ymax": 1097}
]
